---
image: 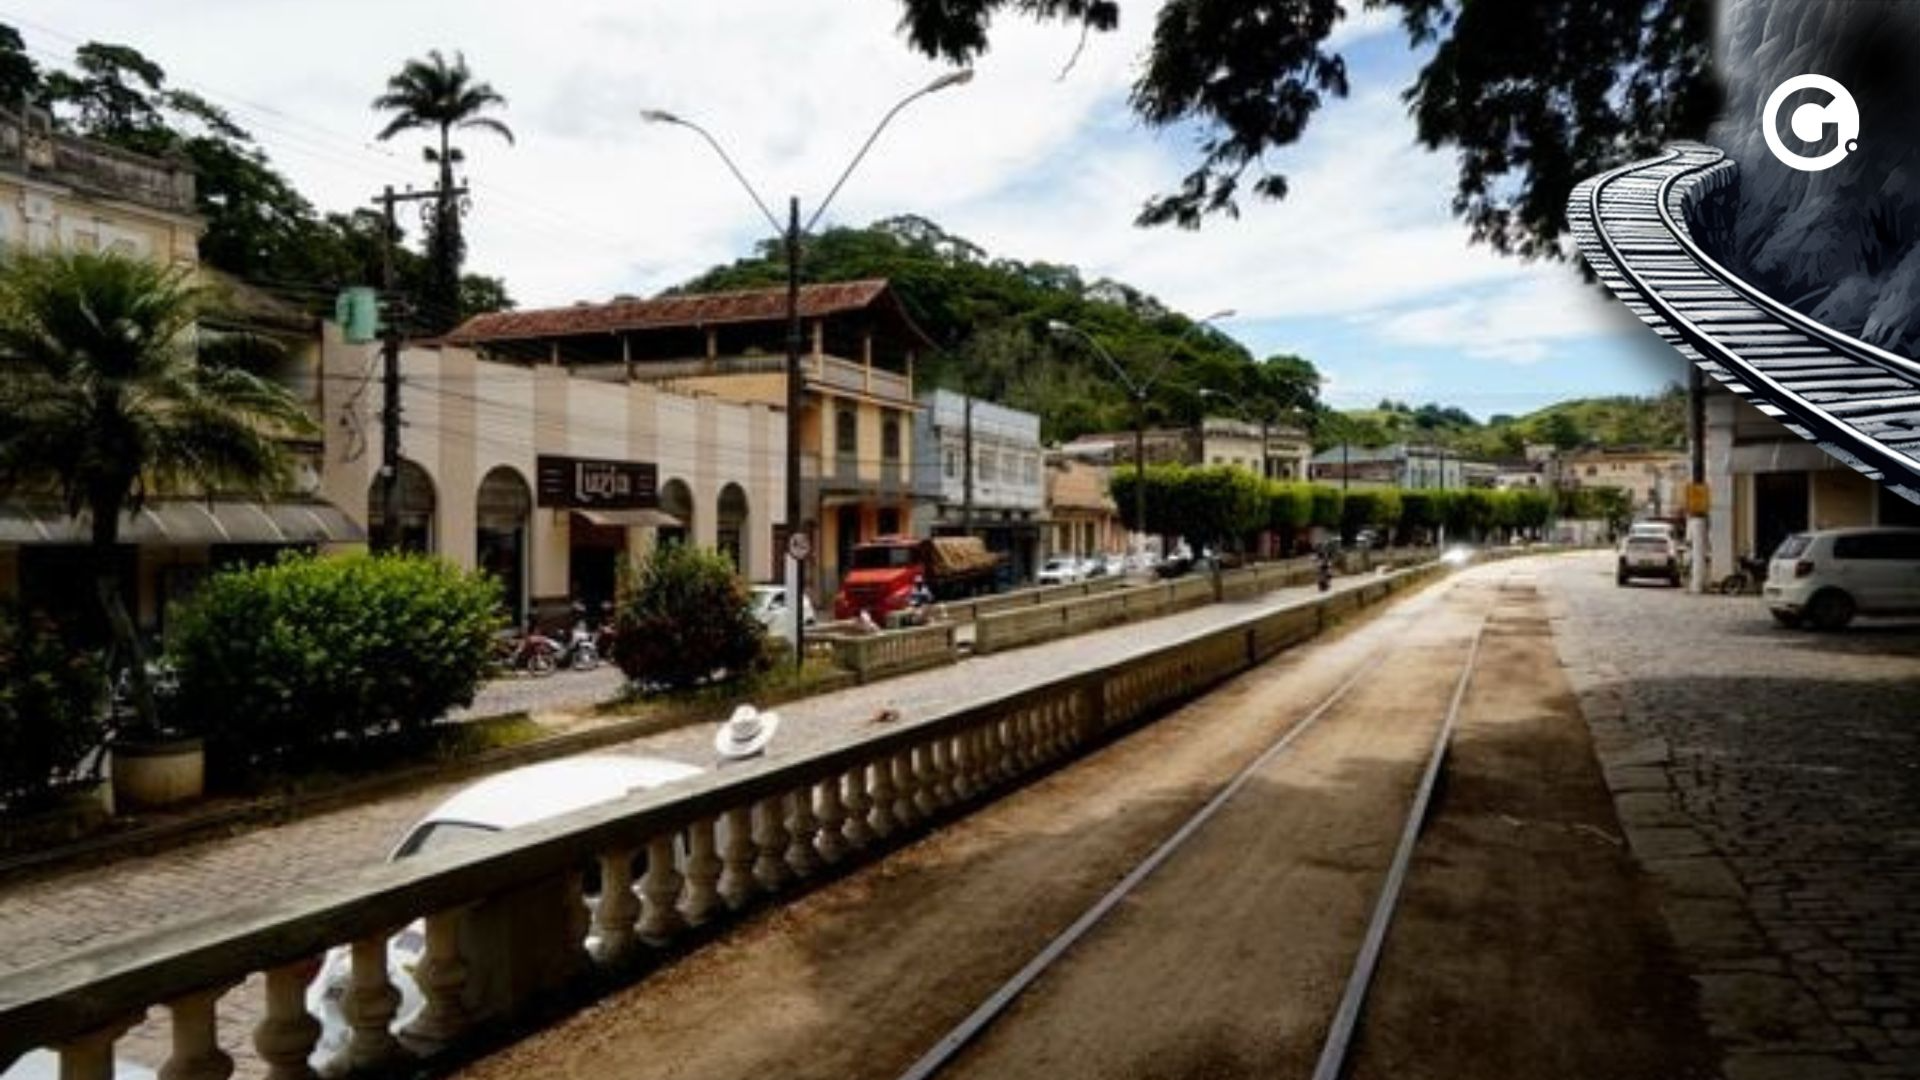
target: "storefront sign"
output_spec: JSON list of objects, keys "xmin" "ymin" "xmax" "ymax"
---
[{"xmin": 535, "ymin": 455, "xmax": 659, "ymax": 509}]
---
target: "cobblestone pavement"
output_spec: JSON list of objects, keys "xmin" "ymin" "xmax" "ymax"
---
[
  {"xmin": 1541, "ymin": 552, "xmax": 1920, "ymax": 1080},
  {"xmin": 0, "ymin": 570, "xmax": 1377, "ymax": 978}
]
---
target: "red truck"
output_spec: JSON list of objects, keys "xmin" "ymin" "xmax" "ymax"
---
[{"xmin": 833, "ymin": 535, "xmax": 1004, "ymax": 621}]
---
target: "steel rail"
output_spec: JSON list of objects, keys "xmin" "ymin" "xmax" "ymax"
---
[
  {"xmin": 893, "ymin": 581, "xmax": 1495, "ymax": 1080},
  {"xmin": 1573, "ymin": 144, "xmax": 1920, "ymax": 496}
]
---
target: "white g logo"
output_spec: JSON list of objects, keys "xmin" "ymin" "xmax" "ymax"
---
[{"xmin": 1763, "ymin": 74, "xmax": 1859, "ymax": 172}]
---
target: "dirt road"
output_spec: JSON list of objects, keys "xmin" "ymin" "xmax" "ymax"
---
[{"xmin": 457, "ymin": 558, "xmax": 1714, "ymax": 1080}]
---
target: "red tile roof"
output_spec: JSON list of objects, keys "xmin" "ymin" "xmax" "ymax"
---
[{"xmin": 445, "ymin": 279, "xmax": 917, "ymax": 345}]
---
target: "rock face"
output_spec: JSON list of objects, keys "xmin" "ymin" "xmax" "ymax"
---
[{"xmin": 1709, "ymin": 0, "xmax": 1920, "ymax": 355}]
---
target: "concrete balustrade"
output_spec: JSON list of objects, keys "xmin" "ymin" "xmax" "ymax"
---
[{"xmin": 0, "ymin": 558, "xmax": 1453, "ymax": 1080}]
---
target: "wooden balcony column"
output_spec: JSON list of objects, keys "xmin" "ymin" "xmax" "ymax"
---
[{"xmin": 862, "ymin": 330, "xmax": 873, "ymax": 394}]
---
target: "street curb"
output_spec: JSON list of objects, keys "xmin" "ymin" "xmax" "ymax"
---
[{"xmin": 0, "ymin": 670, "xmax": 855, "ymax": 887}]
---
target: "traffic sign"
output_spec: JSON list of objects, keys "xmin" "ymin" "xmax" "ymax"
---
[{"xmin": 787, "ymin": 532, "xmax": 812, "ymax": 562}]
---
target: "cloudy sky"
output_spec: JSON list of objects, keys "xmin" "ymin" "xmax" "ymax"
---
[{"xmin": 14, "ymin": 0, "xmax": 1687, "ymax": 417}]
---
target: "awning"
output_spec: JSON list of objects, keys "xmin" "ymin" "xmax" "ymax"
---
[
  {"xmin": 0, "ymin": 499, "xmax": 366, "ymax": 546},
  {"xmin": 571, "ymin": 508, "xmax": 684, "ymax": 528}
]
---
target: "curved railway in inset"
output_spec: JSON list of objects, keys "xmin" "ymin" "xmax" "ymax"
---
[{"xmin": 1570, "ymin": 142, "xmax": 1920, "ymax": 503}]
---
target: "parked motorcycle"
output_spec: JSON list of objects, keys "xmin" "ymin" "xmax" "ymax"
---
[
  {"xmin": 558, "ymin": 605, "xmax": 601, "ymax": 671},
  {"xmin": 494, "ymin": 620, "xmax": 560, "ymax": 677}
]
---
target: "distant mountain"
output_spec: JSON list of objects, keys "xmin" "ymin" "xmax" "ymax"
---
[{"xmin": 1326, "ymin": 390, "xmax": 1687, "ymax": 459}]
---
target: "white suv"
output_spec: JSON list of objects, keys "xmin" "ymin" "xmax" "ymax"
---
[
  {"xmin": 1765, "ymin": 526, "xmax": 1920, "ymax": 630},
  {"xmin": 1617, "ymin": 533, "xmax": 1682, "ymax": 587}
]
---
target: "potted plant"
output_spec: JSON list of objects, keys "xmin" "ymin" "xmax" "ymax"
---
[{"xmin": 106, "ymin": 655, "xmax": 205, "ymax": 811}]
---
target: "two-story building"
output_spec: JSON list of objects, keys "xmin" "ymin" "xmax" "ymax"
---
[
  {"xmin": 1045, "ymin": 452, "xmax": 1127, "ymax": 559},
  {"xmin": 1058, "ymin": 417, "xmax": 1311, "ymax": 480},
  {"xmin": 911, "ymin": 389, "xmax": 1044, "ymax": 581},
  {"xmin": 445, "ymin": 279, "xmax": 927, "ymax": 603},
  {"xmin": 1310, "ymin": 444, "xmax": 1466, "ymax": 489},
  {"xmin": 1561, "ymin": 447, "xmax": 1688, "ymax": 520}
]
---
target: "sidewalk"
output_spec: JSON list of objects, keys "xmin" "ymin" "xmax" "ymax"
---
[{"xmin": 0, "ymin": 570, "xmax": 1383, "ymax": 976}]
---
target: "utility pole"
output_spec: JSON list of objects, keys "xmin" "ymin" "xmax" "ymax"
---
[
  {"xmin": 371, "ymin": 181, "xmax": 464, "ymax": 552},
  {"xmin": 783, "ymin": 195, "xmax": 809, "ymax": 667},
  {"xmin": 1687, "ymin": 361, "xmax": 1708, "ymax": 592}
]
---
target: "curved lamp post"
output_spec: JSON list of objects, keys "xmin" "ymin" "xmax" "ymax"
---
[{"xmin": 645, "ymin": 70, "xmax": 973, "ymax": 666}]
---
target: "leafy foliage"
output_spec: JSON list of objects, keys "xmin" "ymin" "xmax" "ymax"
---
[
  {"xmin": 671, "ymin": 215, "xmax": 1321, "ymax": 442},
  {"xmin": 890, "ymin": 0, "xmax": 1718, "ymax": 253},
  {"xmin": 165, "ymin": 554, "xmax": 504, "ymax": 774},
  {"xmin": 0, "ymin": 605, "xmax": 104, "ymax": 811},
  {"xmin": 612, "ymin": 545, "xmax": 769, "ymax": 691},
  {"xmin": 1113, "ymin": 463, "xmax": 1565, "ymax": 549},
  {"xmin": 9, "ymin": 30, "xmax": 513, "ymax": 326},
  {"xmin": 0, "ymin": 251, "xmax": 316, "ymax": 733}
]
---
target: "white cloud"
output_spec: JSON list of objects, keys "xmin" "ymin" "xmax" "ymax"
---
[{"xmin": 1363, "ymin": 276, "xmax": 1649, "ymax": 364}]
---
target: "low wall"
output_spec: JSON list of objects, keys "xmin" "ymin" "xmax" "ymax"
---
[
  {"xmin": 0, "ymin": 559, "xmax": 1452, "ymax": 1080},
  {"xmin": 830, "ymin": 623, "xmax": 957, "ymax": 684}
]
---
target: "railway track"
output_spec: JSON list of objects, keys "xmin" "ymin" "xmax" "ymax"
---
[
  {"xmin": 894, "ymin": 578, "xmax": 1500, "ymax": 1080},
  {"xmin": 1570, "ymin": 142, "xmax": 1920, "ymax": 502}
]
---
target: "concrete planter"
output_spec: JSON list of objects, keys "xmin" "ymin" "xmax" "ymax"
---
[{"xmin": 111, "ymin": 735, "xmax": 205, "ymax": 811}]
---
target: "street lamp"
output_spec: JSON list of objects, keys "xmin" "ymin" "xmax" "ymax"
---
[
  {"xmin": 1049, "ymin": 310, "xmax": 1233, "ymax": 558},
  {"xmin": 645, "ymin": 69, "xmax": 973, "ymax": 667}
]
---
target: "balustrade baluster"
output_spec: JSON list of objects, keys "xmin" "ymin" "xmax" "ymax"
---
[
  {"xmin": 402, "ymin": 909, "xmax": 471, "ymax": 1052},
  {"xmin": 255, "ymin": 963, "xmax": 321, "ymax": 1080},
  {"xmin": 996, "ymin": 716, "xmax": 1017, "ymax": 778},
  {"xmin": 890, "ymin": 751, "xmax": 922, "ymax": 828},
  {"xmin": 718, "ymin": 805, "xmax": 757, "ymax": 910},
  {"xmin": 56, "ymin": 1018, "xmax": 136, "ymax": 1080},
  {"xmin": 160, "ymin": 983, "xmax": 235, "ymax": 1080},
  {"xmin": 814, "ymin": 775, "xmax": 849, "ymax": 864},
  {"xmin": 842, "ymin": 767, "xmax": 876, "ymax": 848},
  {"xmin": 752, "ymin": 796, "xmax": 792, "ymax": 891},
  {"xmin": 866, "ymin": 757, "xmax": 898, "ymax": 838},
  {"xmin": 951, "ymin": 730, "xmax": 976, "ymax": 800},
  {"xmin": 591, "ymin": 848, "xmax": 640, "ymax": 964},
  {"xmin": 682, "ymin": 816, "xmax": 724, "ymax": 925},
  {"xmin": 913, "ymin": 744, "xmax": 941, "ymax": 816},
  {"xmin": 340, "ymin": 933, "xmax": 405, "ymax": 1072},
  {"xmin": 785, "ymin": 788, "xmax": 822, "ymax": 877},
  {"xmin": 638, "ymin": 833, "xmax": 686, "ymax": 943}
]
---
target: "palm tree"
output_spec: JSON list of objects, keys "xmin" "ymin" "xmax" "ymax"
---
[
  {"xmin": 372, "ymin": 50, "xmax": 513, "ymax": 332},
  {"xmin": 0, "ymin": 251, "xmax": 316, "ymax": 731}
]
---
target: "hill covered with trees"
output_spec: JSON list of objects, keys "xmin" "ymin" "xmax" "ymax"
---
[
  {"xmin": 1325, "ymin": 390, "xmax": 1687, "ymax": 459},
  {"xmin": 669, "ymin": 215, "xmax": 1321, "ymax": 443}
]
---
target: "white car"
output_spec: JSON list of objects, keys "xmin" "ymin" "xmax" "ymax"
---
[
  {"xmin": 305, "ymin": 756, "xmax": 705, "ymax": 1066},
  {"xmin": 1765, "ymin": 526, "xmax": 1920, "ymax": 630},
  {"xmin": 1617, "ymin": 533, "xmax": 1682, "ymax": 587},
  {"xmin": 1036, "ymin": 556, "xmax": 1082, "ymax": 585},
  {"xmin": 749, "ymin": 584, "xmax": 816, "ymax": 640}
]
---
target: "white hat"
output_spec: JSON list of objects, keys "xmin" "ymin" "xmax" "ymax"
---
[{"xmin": 715, "ymin": 704, "xmax": 780, "ymax": 760}]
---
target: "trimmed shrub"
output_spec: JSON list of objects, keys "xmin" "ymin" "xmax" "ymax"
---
[
  {"xmin": 166, "ymin": 554, "xmax": 503, "ymax": 771},
  {"xmin": 0, "ymin": 606, "xmax": 105, "ymax": 810},
  {"xmin": 613, "ymin": 545, "xmax": 768, "ymax": 691}
]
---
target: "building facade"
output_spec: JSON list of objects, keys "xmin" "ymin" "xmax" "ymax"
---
[
  {"xmin": 1700, "ymin": 386, "xmax": 1920, "ymax": 581},
  {"xmin": 912, "ymin": 389, "xmax": 1044, "ymax": 581},
  {"xmin": 1309, "ymin": 444, "xmax": 1466, "ymax": 489},
  {"xmin": 1058, "ymin": 417, "xmax": 1311, "ymax": 480},
  {"xmin": 446, "ymin": 279, "xmax": 923, "ymax": 604},
  {"xmin": 319, "ymin": 330, "xmax": 784, "ymax": 624},
  {"xmin": 1045, "ymin": 454, "xmax": 1126, "ymax": 559},
  {"xmin": 1562, "ymin": 448, "xmax": 1688, "ymax": 520}
]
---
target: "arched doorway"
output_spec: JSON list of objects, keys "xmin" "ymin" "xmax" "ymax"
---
[
  {"xmin": 476, "ymin": 466, "xmax": 531, "ymax": 623},
  {"xmin": 717, "ymin": 483, "xmax": 749, "ymax": 570},
  {"xmin": 367, "ymin": 460, "xmax": 436, "ymax": 554},
  {"xmin": 658, "ymin": 479, "xmax": 693, "ymax": 548}
]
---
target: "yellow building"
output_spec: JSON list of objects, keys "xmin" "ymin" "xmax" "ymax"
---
[
  {"xmin": 447, "ymin": 279, "xmax": 927, "ymax": 603},
  {"xmin": 1562, "ymin": 447, "xmax": 1689, "ymax": 519},
  {"xmin": 0, "ymin": 107, "xmax": 199, "ymax": 263}
]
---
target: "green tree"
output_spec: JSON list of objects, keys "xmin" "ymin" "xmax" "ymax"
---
[
  {"xmin": 0, "ymin": 24, "xmax": 40, "ymax": 106},
  {"xmin": 374, "ymin": 50, "xmax": 515, "ymax": 333},
  {"xmin": 891, "ymin": 0, "xmax": 1716, "ymax": 254},
  {"xmin": 0, "ymin": 252, "xmax": 314, "ymax": 732},
  {"xmin": 612, "ymin": 545, "xmax": 768, "ymax": 691}
]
